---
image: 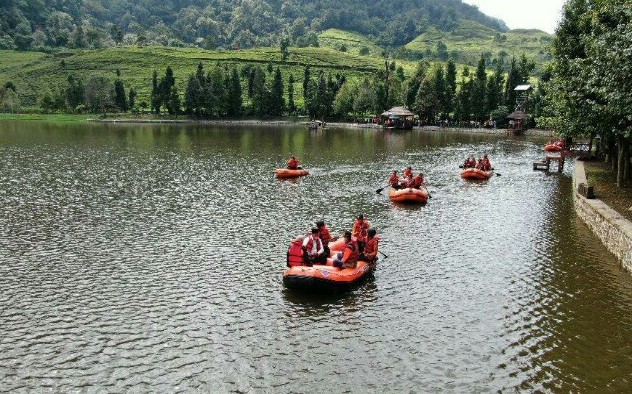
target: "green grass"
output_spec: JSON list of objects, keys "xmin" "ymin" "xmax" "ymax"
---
[
  {"xmin": 318, "ymin": 29, "xmax": 384, "ymax": 57},
  {"xmin": 0, "ymin": 113, "xmax": 91, "ymax": 122}
]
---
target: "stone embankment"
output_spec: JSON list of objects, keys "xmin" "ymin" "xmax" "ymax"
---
[{"xmin": 574, "ymin": 160, "xmax": 632, "ymax": 272}]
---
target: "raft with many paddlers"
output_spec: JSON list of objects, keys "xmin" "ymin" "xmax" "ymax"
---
[
  {"xmin": 388, "ymin": 187, "xmax": 429, "ymax": 204},
  {"xmin": 282, "ymin": 238, "xmax": 377, "ymax": 292},
  {"xmin": 274, "ymin": 168, "xmax": 309, "ymax": 178},
  {"xmin": 460, "ymin": 168, "xmax": 494, "ymax": 180}
]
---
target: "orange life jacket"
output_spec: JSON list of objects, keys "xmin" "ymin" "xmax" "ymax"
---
[
  {"xmin": 352, "ymin": 220, "xmax": 370, "ymax": 242},
  {"xmin": 342, "ymin": 239, "xmax": 359, "ymax": 267},
  {"xmin": 363, "ymin": 237, "xmax": 379, "ymax": 260},
  {"xmin": 287, "ymin": 242, "xmax": 304, "ymax": 267},
  {"xmin": 318, "ymin": 226, "xmax": 332, "ymax": 246}
]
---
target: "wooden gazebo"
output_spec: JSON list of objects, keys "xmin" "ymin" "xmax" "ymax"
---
[
  {"xmin": 507, "ymin": 110, "xmax": 530, "ymax": 135},
  {"xmin": 381, "ymin": 107, "xmax": 414, "ymax": 130}
]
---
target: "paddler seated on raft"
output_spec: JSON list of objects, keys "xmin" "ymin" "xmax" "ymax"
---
[
  {"xmin": 359, "ymin": 228, "xmax": 379, "ymax": 264},
  {"xmin": 286, "ymin": 236, "xmax": 306, "ymax": 267},
  {"xmin": 463, "ymin": 156, "xmax": 476, "ymax": 168},
  {"xmin": 287, "ymin": 156, "xmax": 300, "ymax": 170},
  {"xmin": 412, "ymin": 173, "xmax": 425, "ymax": 189},
  {"xmin": 302, "ymin": 228, "xmax": 326, "ymax": 266},
  {"xmin": 316, "ymin": 220, "xmax": 334, "ymax": 257},
  {"xmin": 403, "ymin": 166, "xmax": 413, "ymax": 179},
  {"xmin": 481, "ymin": 154, "xmax": 492, "ymax": 171},
  {"xmin": 389, "ymin": 170, "xmax": 404, "ymax": 189},
  {"xmin": 352, "ymin": 214, "xmax": 371, "ymax": 253},
  {"xmin": 333, "ymin": 231, "xmax": 359, "ymax": 270}
]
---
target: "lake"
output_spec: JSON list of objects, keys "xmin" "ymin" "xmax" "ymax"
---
[{"xmin": 1, "ymin": 121, "xmax": 632, "ymax": 392}]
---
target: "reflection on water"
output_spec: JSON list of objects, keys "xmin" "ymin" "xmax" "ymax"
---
[{"xmin": 1, "ymin": 121, "xmax": 632, "ymax": 392}]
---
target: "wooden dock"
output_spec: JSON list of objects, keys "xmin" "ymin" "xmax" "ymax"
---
[{"xmin": 533, "ymin": 152, "xmax": 565, "ymax": 172}]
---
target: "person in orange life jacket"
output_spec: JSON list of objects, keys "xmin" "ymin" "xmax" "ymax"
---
[
  {"xmin": 352, "ymin": 214, "xmax": 371, "ymax": 253},
  {"xmin": 388, "ymin": 171, "xmax": 402, "ymax": 189},
  {"xmin": 482, "ymin": 154, "xmax": 492, "ymax": 171},
  {"xmin": 287, "ymin": 156, "xmax": 299, "ymax": 170},
  {"xmin": 302, "ymin": 228, "xmax": 325, "ymax": 265},
  {"xmin": 286, "ymin": 236, "xmax": 305, "ymax": 267},
  {"xmin": 359, "ymin": 228, "xmax": 379, "ymax": 263},
  {"xmin": 412, "ymin": 173, "xmax": 425, "ymax": 189},
  {"xmin": 403, "ymin": 166, "xmax": 413, "ymax": 178},
  {"xmin": 316, "ymin": 220, "xmax": 333, "ymax": 257},
  {"xmin": 333, "ymin": 231, "xmax": 359, "ymax": 269}
]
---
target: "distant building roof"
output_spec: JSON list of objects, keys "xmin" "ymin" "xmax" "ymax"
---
[
  {"xmin": 514, "ymin": 84, "xmax": 533, "ymax": 91},
  {"xmin": 507, "ymin": 110, "xmax": 530, "ymax": 119},
  {"xmin": 381, "ymin": 107, "xmax": 414, "ymax": 117}
]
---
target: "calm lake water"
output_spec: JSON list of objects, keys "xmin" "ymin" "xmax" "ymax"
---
[{"xmin": 1, "ymin": 121, "xmax": 632, "ymax": 392}]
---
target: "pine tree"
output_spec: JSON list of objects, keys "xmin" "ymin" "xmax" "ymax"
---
[{"xmin": 287, "ymin": 74, "xmax": 296, "ymax": 115}]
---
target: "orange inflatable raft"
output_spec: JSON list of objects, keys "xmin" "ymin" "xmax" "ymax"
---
[
  {"xmin": 283, "ymin": 238, "xmax": 377, "ymax": 292},
  {"xmin": 275, "ymin": 168, "xmax": 309, "ymax": 178},
  {"xmin": 388, "ymin": 187, "xmax": 429, "ymax": 204},
  {"xmin": 544, "ymin": 144, "xmax": 563, "ymax": 152},
  {"xmin": 460, "ymin": 168, "xmax": 493, "ymax": 180}
]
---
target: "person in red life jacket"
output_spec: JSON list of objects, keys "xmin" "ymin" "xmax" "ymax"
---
[
  {"xmin": 475, "ymin": 157, "xmax": 484, "ymax": 170},
  {"xmin": 481, "ymin": 154, "xmax": 492, "ymax": 171},
  {"xmin": 403, "ymin": 174, "xmax": 415, "ymax": 188},
  {"xmin": 287, "ymin": 156, "xmax": 300, "ymax": 170},
  {"xmin": 412, "ymin": 173, "xmax": 425, "ymax": 189},
  {"xmin": 403, "ymin": 166, "xmax": 413, "ymax": 178},
  {"xmin": 467, "ymin": 156, "xmax": 477, "ymax": 168},
  {"xmin": 316, "ymin": 220, "xmax": 333, "ymax": 257},
  {"xmin": 302, "ymin": 228, "xmax": 325, "ymax": 265},
  {"xmin": 388, "ymin": 170, "xmax": 402, "ymax": 189},
  {"xmin": 463, "ymin": 157, "xmax": 471, "ymax": 168},
  {"xmin": 360, "ymin": 228, "xmax": 379, "ymax": 264},
  {"xmin": 352, "ymin": 214, "xmax": 371, "ymax": 252},
  {"xmin": 333, "ymin": 231, "xmax": 359, "ymax": 269},
  {"xmin": 286, "ymin": 236, "xmax": 305, "ymax": 267}
]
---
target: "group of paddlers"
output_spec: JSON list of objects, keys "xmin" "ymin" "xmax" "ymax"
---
[
  {"xmin": 286, "ymin": 214, "xmax": 379, "ymax": 270},
  {"xmin": 388, "ymin": 166, "xmax": 427, "ymax": 189},
  {"xmin": 462, "ymin": 154, "xmax": 492, "ymax": 171}
]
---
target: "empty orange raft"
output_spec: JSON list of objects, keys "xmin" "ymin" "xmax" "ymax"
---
[
  {"xmin": 274, "ymin": 168, "xmax": 309, "ymax": 178},
  {"xmin": 460, "ymin": 168, "xmax": 493, "ymax": 180},
  {"xmin": 388, "ymin": 187, "xmax": 429, "ymax": 204},
  {"xmin": 283, "ymin": 237, "xmax": 377, "ymax": 292}
]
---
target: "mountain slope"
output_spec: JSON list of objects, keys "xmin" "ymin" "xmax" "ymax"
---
[{"xmin": 0, "ymin": 0, "xmax": 508, "ymax": 51}]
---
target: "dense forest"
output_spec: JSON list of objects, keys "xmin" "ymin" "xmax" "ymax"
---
[{"xmin": 0, "ymin": 0, "xmax": 507, "ymax": 51}]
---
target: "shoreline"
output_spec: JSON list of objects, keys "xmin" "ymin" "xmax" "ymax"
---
[{"xmin": 90, "ymin": 117, "xmax": 556, "ymax": 137}]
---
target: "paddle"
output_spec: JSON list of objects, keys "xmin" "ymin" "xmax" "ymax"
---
[
  {"xmin": 378, "ymin": 250, "xmax": 388, "ymax": 259},
  {"xmin": 376, "ymin": 185, "xmax": 389, "ymax": 194}
]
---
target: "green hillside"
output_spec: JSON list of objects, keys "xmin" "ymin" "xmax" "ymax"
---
[
  {"xmin": 405, "ymin": 20, "xmax": 552, "ymax": 71},
  {"xmin": 0, "ymin": 45, "xmax": 391, "ymax": 107}
]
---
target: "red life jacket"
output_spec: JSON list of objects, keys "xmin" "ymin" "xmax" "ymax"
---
[
  {"xmin": 287, "ymin": 242, "xmax": 304, "ymax": 267},
  {"xmin": 389, "ymin": 173, "xmax": 399, "ymax": 186},
  {"xmin": 304, "ymin": 235, "xmax": 322, "ymax": 255}
]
